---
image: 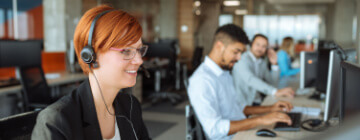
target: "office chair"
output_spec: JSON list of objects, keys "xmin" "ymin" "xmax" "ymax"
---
[
  {"xmin": 182, "ymin": 46, "xmax": 204, "ymax": 88},
  {"xmin": 185, "ymin": 105, "xmax": 206, "ymax": 140},
  {"xmin": 192, "ymin": 47, "xmax": 204, "ymax": 71},
  {"xmin": 145, "ymin": 41, "xmax": 182, "ymax": 104},
  {"xmin": 0, "ymin": 110, "xmax": 40, "ymax": 140},
  {"xmin": 17, "ymin": 65, "xmax": 55, "ymax": 111},
  {"xmin": 184, "ymin": 77, "xmax": 206, "ymax": 140}
]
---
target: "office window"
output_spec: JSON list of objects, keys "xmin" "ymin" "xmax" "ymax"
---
[
  {"xmin": 244, "ymin": 15, "xmax": 320, "ymax": 46},
  {"xmin": 0, "ymin": 0, "xmax": 43, "ymax": 40},
  {"xmin": 219, "ymin": 14, "xmax": 233, "ymax": 26}
]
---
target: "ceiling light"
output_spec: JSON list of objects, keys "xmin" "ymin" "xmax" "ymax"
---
[
  {"xmin": 224, "ymin": 1, "xmax": 240, "ymax": 6},
  {"xmin": 235, "ymin": 9, "xmax": 247, "ymax": 15},
  {"xmin": 194, "ymin": 1, "xmax": 201, "ymax": 7}
]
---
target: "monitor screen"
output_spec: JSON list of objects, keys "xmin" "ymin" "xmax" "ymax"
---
[
  {"xmin": 344, "ymin": 48, "xmax": 357, "ymax": 63},
  {"xmin": 324, "ymin": 50, "xmax": 342, "ymax": 122},
  {"xmin": 316, "ymin": 48, "xmax": 331, "ymax": 93},
  {"xmin": 300, "ymin": 51, "xmax": 318, "ymax": 89},
  {"xmin": 340, "ymin": 61, "xmax": 360, "ymax": 121},
  {"xmin": 0, "ymin": 40, "xmax": 42, "ymax": 67}
]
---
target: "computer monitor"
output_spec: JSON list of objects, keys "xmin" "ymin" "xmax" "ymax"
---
[
  {"xmin": 0, "ymin": 40, "xmax": 42, "ymax": 67},
  {"xmin": 300, "ymin": 51, "xmax": 318, "ymax": 89},
  {"xmin": 323, "ymin": 50, "xmax": 342, "ymax": 122},
  {"xmin": 340, "ymin": 61, "xmax": 360, "ymax": 122},
  {"xmin": 324, "ymin": 48, "xmax": 358, "ymax": 122},
  {"xmin": 315, "ymin": 48, "xmax": 332, "ymax": 93},
  {"xmin": 344, "ymin": 48, "xmax": 357, "ymax": 63},
  {"xmin": 144, "ymin": 41, "xmax": 176, "ymax": 58}
]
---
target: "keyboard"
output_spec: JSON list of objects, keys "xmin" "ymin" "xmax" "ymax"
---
[{"xmin": 274, "ymin": 112, "xmax": 302, "ymax": 131}]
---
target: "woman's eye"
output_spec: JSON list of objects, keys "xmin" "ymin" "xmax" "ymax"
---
[{"xmin": 121, "ymin": 49, "xmax": 132, "ymax": 54}]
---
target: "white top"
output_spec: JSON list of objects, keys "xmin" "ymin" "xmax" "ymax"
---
[
  {"xmin": 248, "ymin": 51, "xmax": 277, "ymax": 103},
  {"xmin": 188, "ymin": 56, "xmax": 247, "ymax": 140},
  {"xmin": 103, "ymin": 118, "xmax": 121, "ymax": 140}
]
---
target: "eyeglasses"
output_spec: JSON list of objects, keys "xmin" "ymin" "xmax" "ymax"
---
[{"xmin": 110, "ymin": 45, "xmax": 148, "ymax": 60}]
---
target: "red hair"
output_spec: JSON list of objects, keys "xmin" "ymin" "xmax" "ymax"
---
[{"xmin": 73, "ymin": 5, "xmax": 142, "ymax": 74}]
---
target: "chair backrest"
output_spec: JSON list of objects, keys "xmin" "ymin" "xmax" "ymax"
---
[
  {"xmin": 17, "ymin": 65, "xmax": 52, "ymax": 110},
  {"xmin": 192, "ymin": 47, "xmax": 204, "ymax": 70},
  {"xmin": 0, "ymin": 111, "xmax": 40, "ymax": 140},
  {"xmin": 185, "ymin": 105, "xmax": 206, "ymax": 140}
]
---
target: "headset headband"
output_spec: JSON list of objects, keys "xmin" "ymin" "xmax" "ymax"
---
[{"xmin": 88, "ymin": 10, "xmax": 115, "ymax": 46}]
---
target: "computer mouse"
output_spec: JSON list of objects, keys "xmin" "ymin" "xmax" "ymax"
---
[
  {"xmin": 256, "ymin": 129, "xmax": 277, "ymax": 137},
  {"xmin": 309, "ymin": 119, "xmax": 322, "ymax": 127}
]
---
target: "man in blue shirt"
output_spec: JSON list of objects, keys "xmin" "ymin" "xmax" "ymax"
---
[{"xmin": 188, "ymin": 24, "xmax": 293, "ymax": 140}]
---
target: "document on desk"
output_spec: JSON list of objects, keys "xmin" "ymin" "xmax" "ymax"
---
[{"xmin": 290, "ymin": 106, "xmax": 321, "ymax": 116}]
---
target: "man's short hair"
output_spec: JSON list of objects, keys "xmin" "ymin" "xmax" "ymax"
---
[
  {"xmin": 214, "ymin": 24, "xmax": 250, "ymax": 46},
  {"xmin": 250, "ymin": 34, "xmax": 268, "ymax": 47}
]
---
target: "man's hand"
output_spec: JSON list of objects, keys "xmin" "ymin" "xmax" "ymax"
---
[
  {"xmin": 258, "ymin": 112, "xmax": 292, "ymax": 126},
  {"xmin": 271, "ymin": 101, "xmax": 293, "ymax": 112},
  {"xmin": 267, "ymin": 48, "xmax": 277, "ymax": 65},
  {"xmin": 275, "ymin": 87, "xmax": 295, "ymax": 98}
]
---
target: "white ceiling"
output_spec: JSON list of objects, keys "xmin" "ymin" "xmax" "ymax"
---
[{"xmin": 267, "ymin": 0, "xmax": 335, "ymax": 4}]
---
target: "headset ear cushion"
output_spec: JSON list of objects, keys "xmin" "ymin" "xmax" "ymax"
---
[{"xmin": 81, "ymin": 45, "xmax": 96, "ymax": 64}]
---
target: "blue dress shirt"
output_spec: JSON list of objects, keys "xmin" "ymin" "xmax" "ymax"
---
[{"xmin": 187, "ymin": 56, "xmax": 247, "ymax": 140}]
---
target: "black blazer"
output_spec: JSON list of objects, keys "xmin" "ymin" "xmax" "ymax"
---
[{"xmin": 31, "ymin": 79, "xmax": 150, "ymax": 140}]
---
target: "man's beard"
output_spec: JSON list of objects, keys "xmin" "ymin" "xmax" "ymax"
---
[{"xmin": 220, "ymin": 58, "xmax": 237, "ymax": 71}]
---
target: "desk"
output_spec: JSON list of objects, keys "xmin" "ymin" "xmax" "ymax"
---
[
  {"xmin": 233, "ymin": 75, "xmax": 325, "ymax": 140},
  {"xmin": 0, "ymin": 72, "xmax": 87, "ymax": 96}
]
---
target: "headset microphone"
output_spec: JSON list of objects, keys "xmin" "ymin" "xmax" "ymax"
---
[{"xmin": 140, "ymin": 65, "xmax": 150, "ymax": 78}]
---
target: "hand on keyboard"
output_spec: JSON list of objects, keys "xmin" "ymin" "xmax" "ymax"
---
[
  {"xmin": 275, "ymin": 87, "xmax": 295, "ymax": 98},
  {"xmin": 259, "ymin": 112, "xmax": 292, "ymax": 126},
  {"xmin": 274, "ymin": 112, "xmax": 302, "ymax": 131},
  {"xmin": 271, "ymin": 101, "xmax": 293, "ymax": 112}
]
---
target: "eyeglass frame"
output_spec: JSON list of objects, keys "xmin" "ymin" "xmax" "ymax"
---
[{"xmin": 109, "ymin": 45, "xmax": 148, "ymax": 60}]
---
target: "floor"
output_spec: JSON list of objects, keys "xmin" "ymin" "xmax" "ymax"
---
[{"xmin": 141, "ymin": 91, "xmax": 189, "ymax": 140}]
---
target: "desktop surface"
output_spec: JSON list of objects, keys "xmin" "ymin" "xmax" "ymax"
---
[{"xmin": 233, "ymin": 76, "xmax": 324, "ymax": 140}]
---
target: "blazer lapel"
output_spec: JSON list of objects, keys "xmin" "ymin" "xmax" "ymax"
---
[
  {"xmin": 78, "ymin": 79, "xmax": 103, "ymax": 140},
  {"xmin": 114, "ymin": 92, "xmax": 137, "ymax": 140}
]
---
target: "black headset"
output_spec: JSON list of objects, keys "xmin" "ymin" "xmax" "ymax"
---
[{"xmin": 80, "ymin": 10, "xmax": 114, "ymax": 68}]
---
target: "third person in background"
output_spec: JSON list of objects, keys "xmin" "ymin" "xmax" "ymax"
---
[
  {"xmin": 232, "ymin": 34, "xmax": 295, "ymax": 106},
  {"xmin": 277, "ymin": 37, "xmax": 300, "ymax": 77}
]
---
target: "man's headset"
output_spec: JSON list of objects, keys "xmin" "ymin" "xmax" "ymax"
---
[{"xmin": 80, "ymin": 10, "xmax": 150, "ymax": 78}]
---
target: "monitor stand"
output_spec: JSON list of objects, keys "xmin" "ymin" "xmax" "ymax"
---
[
  {"xmin": 309, "ymin": 91, "xmax": 325, "ymax": 101},
  {"xmin": 301, "ymin": 119, "xmax": 330, "ymax": 132}
]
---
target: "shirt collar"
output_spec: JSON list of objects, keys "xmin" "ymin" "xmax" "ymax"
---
[
  {"xmin": 204, "ymin": 56, "xmax": 225, "ymax": 77},
  {"xmin": 249, "ymin": 51, "xmax": 262, "ymax": 63}
]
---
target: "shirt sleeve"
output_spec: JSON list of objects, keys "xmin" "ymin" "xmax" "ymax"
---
[
  {"xmin": 233, "ymin": 60, "xmax": 277, "ymax": 96},
  {"xmin": 271, "ymin": 65, "xmax": 279, "ymax": 71},
  {"xmin": 271, "ymin": 89, "xmax": 277, "ymax": 95},
  {"xmin": 187, "ymin": 76, "xmax": 230, "ymax": 139},
  {"xmin": 31, "ymin": 109, "xmax": 68, "ymax": 140}
]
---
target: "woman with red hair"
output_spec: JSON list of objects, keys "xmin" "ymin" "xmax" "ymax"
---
[{"xmin": 32, "ymin": 5, "xmax": 150, "ymax": 140}]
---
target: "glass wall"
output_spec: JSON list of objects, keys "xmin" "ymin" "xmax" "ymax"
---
[
  {"xmin": 0, "ymin": 0, "xmax": 43, "ymax": 40},
  {"xmin": 244, "ymin": 15, "xmax": 320, "ymax": 46}
]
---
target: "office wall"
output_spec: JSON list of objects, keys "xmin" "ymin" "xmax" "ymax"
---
[
  {"xmin": 177, "ymin": 0, "xmax": 194, "ymax": 64},
  {"xmin": 159, "ymin": 0, "xmax": 177, "ymax": 39},
  {"xmin": 326, "ymin": 0, "xmax": 356, "ymax": 48},
  {"xmin": 356, "ymin": 0, "xmax": 360, "ymax": 63},
  {"xmin": 0, "ymin": 0, "xmax": 43, "ymax": 40},
  {"xmin": 196, "ymin": 1, "xmax": 220, "ymax": 57},
  {"xmin": 43, "ymin": 0, "xmax": 66, "ymax": 52},
  {"xmin": 43, "ymin": 0, "xmax": 82, "ymax": 52}
]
